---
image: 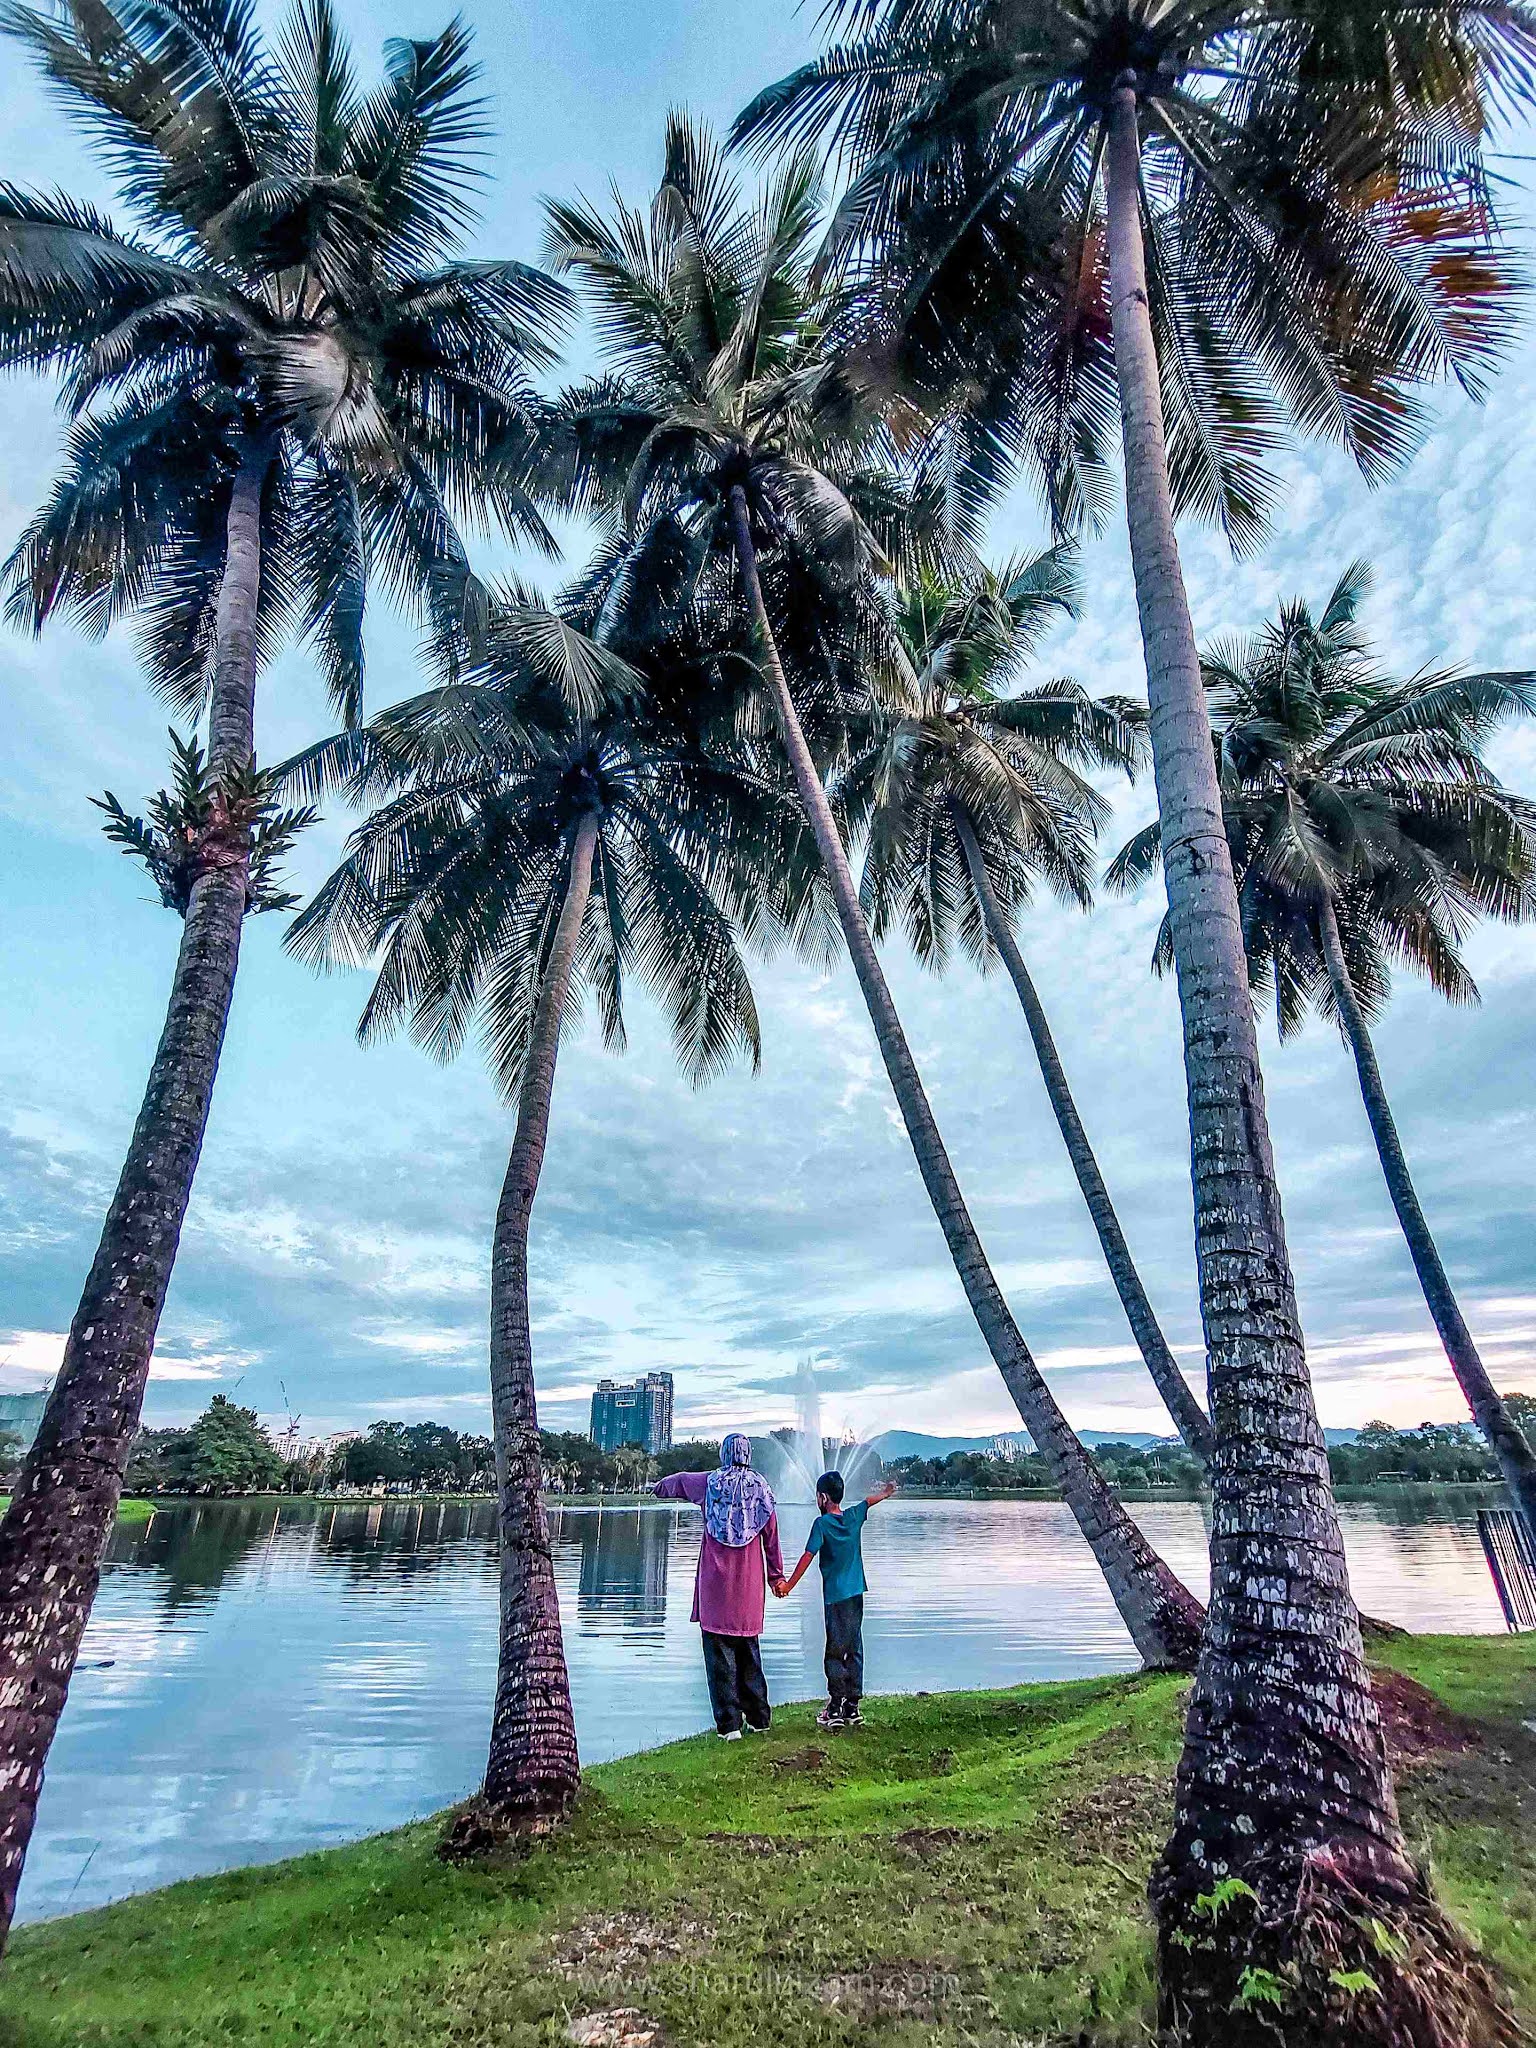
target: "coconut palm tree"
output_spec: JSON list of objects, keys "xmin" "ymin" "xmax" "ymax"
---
[
  {"xmin": 286, "ymin": 586, "xmax": 764, "ymax": 1842},
  {"xmin": 544, "ymin": 114, "xmax": 1205, "ymax": 1673},
  {"xmin": 736, "ymin": 7, "xmax": 1534, "ymax": 2029},
  {"xmin": 854, "ymin": 548, "xmax": 1213, "ymax": 1460},
  {"xmin": 1112, "ymin": 564, "xmax": 1536, "ymax": 1533},
  {"xmin": 0, "ymin": 0, "xmax": 565, "ymax": 1938}
]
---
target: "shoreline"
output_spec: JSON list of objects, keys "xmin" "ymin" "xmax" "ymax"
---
[
  {"xmin": 2, "ymin": 1633, "xmax": 1530, "ymax": 2044},
  {"xmin": 102, "ymin": 1481, "xmax": 1509, "ymax": 1510}
]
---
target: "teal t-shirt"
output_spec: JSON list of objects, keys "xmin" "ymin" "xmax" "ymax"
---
[{"xmin": 806, "ymin": 1499, "xmax": 869, "ymax": 1605}]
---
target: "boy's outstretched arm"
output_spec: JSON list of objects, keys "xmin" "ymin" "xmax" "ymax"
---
[
  {"xmin": 865, "ymin": 1479, "xmax": 898, "ymax": 1506},
  {"xmin": 774, "ymin": 1552, "xmax": 815, "ymax": 1597}
]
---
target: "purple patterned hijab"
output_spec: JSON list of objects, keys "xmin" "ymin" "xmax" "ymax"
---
[{"xmin": 704, "ymin": 1432, "xmax": 776, "ymax": 1547}]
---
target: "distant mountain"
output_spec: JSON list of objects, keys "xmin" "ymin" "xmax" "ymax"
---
[
  {"xmin": 871, "ymin": 1431, "xmax": 998, "ymax": 1462},
  {"xmin": 872, "ymin": 1427, "xmax": 1174, "ymax": 1460}
]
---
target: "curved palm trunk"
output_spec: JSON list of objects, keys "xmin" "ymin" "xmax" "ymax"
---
[
  {"xmin": 1100, "ymin": 86, "xmax": 1471, "ymax": 2042},
  {"xmin": 1317, "ymin": 893, "xmax": 1536, "ymax": 1536},
  {"xmin": 727, "ymin": 487, "xmax": 1203, "ymax": 1672},
  {"xmin": 471, "ymin": 812, "xmax": 594, "ymax": 1829},
  {"xmin": 950, "ymin": 802, "xmax": 1215, "ymax": 1464},
  {"xmin": 0, "ymin": 438, "xmax": 270, "ymax": 1949}
]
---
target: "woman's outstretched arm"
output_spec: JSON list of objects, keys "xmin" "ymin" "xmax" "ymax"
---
[{"xmin": 652, "ymin": 1472, "xmax": 708, "ymax": 1504}]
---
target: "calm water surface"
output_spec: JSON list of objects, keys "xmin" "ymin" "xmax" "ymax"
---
[{"xmin": 17, "ymin": 1491, "xmax": 1505, "ymax": 1924}]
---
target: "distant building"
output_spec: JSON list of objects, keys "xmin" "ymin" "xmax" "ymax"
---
[
  {"xmin": 991, "ymin": 1431, "xmax": 1034, "ymax": 1464},
  {"xmin": 590, "ymin": 1373, "xmax": 674, "ymax": 1456},
  {"xmin": 0, "ymin": 1390, "xmax": 50, "ymax": 1454}
]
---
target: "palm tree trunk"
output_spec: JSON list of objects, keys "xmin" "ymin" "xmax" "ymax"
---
[
  {"xmin": 950, "ymin": 801, "xmax": 1215, "ymax": 1464},
  {"xmin": 1316, "ymin": 893, "xmax": 1536, "ymax": 1535},
  {"xmin": 0, "ymin": 436, "xmax": 271, "ymax": 1949},
  {"xmin": 1101, "ymin": 82, "xmax": 1455, "ymax": 2040},
  {"xmin": 726, "ymin": 486, "xmax": 1203, "ymax": 1672},
  {"xmin": 469, "ymin": 811, "xmax": 594, "ymax": 1831}
]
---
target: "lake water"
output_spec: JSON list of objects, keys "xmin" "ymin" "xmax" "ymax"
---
[{"xmin": 16, "ymin": 1491, "xmax": 1507, "ymax": 1926}]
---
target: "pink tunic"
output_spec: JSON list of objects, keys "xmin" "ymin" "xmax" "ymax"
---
[{"xmin": 653, "ymin": 1472, "xmax": 784, "ymax": 1637}]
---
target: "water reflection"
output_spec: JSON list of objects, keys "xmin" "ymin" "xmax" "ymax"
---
[
  {"xmin": 17, "ymin": 1493, "xmax": 1506, "ymax": 1928},
  {"xmin": 570, "ymin": 1507, "xmax": 670, "ymax": 1630}
]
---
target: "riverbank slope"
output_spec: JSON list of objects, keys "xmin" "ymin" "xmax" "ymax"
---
[{"xmin": 1, "ymin": 1635, "xmax": 1531, "ymax": 2046}]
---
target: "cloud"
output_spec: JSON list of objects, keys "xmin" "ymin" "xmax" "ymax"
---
[
  {"xmin": 0, "ymin": 1331, "xmax": 65, "ymax": 1385},
  {"xmin": 146, "ymin": 1356, "xmax": 241, "ymax": 1383},
  {"xmin": 0, "ymin": 1327, "xmax": 242, "ymax": 1391}
]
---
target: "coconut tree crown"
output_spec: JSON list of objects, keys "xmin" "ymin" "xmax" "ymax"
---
[
  {"xmin": 853, "ymin": 546, "xmax": 1148, "ymax": 964},
  {"xmin": 734, "ymin": 0, "xmax": 1534, "ymax": 546},
  {"xmin": 542, "ymin": 113, "xmax": 967, "ymax": 649},
  {"xmin": 287, "ymin": 585, "xmax": 766, "ymax": 1094},
  {"xmin": 0, "ymin": 0, "xmax": 569, "ymax": 720},
  {"xmin": 1108, "ymin": 561, "xmax": 1536, "ymax": 1028}
]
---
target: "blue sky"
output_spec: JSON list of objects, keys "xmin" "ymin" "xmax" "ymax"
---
[{"xmin": 2, "ymin": 0, "xmax": 1535, "ymax": 1448}]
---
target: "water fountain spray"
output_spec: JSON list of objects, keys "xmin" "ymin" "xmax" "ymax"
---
[{"xmin": 754, "ymin": 1357, "xmax": 883, "ymax": 1504}]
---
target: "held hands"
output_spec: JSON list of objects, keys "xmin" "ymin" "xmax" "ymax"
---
[{"xmin": 771, "ymin": 1577, "xmax": 790, "ymax": 1599}]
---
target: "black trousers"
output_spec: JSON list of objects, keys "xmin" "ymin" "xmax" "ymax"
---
[
  {"xmin": 824, "ymin": 1594, "xmax": 864, "ymax": 1707},
  {"xmin": 701, "ymin": 1630, "xmax": 771, "ymax": 1734}
]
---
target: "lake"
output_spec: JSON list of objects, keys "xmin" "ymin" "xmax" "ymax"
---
[{"xmin": 16, "ymin": 1490, "xmax": 1508, "ymax": 1926}]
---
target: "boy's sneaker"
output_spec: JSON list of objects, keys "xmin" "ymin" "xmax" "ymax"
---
[
  {"xmin": 718, "ymin": 1728, "xmax": 743, "ymax": 1741},
  {"xmin": 816, "ymin": 1703, "xmax": 845, "ymax": 1730},
  {"xmin": 841, "ymin": 1703, "xmax": 864, "ymax": 1728}
]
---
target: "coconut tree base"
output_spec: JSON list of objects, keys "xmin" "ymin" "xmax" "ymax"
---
[
  {"xmin": 437, "ymin": 1789, "xmax": 577, "ymax": 1865},
  {"xmin": 1155, "ymin": 1851, "xmax": 1523, "ymax": 2047}
]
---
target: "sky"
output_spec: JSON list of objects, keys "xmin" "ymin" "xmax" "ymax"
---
[{"xmin": 2, "ymin": 0, "xmax": 1535, "ymax": 1450}]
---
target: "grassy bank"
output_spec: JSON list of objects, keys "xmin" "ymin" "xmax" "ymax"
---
[
  {"xmin": 1, "ymin": 1636, "xmax": 1531, "ymax": 2046},
  {"xmin": 0, "ymin": 1499, "xmax": 154, "ymax": 1525}
]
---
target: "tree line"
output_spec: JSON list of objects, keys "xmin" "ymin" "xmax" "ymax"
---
[
  {"xmin": 0, "ymin": 0, "xmax": 1534, "ymax": 2034},
  {"xmin": 111, "ymin": 1413, "xmax": 726, "ymax": 1497},
  {"xmin": 15, "ymin": 1406, "xmax": 1526, "ymax": 1502},
  {"xmin": 892, "ymin": 1407, "xmax": 1536, "ymax": 1498}
]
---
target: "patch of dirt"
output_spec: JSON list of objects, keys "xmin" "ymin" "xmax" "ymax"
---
[
  {"xmin": 1399, "ymin": 1717, "xmax": 1536, "ymax": 1841},
  {"xmin": 928, "ymin": 1746, "xmax": 957, "ymax": 1775},
  {"xmin": 818, "ymin": 1961, "xmax": 970, "ymax": 2021},
  {"xmin": 703, "ymin": 1831, "xmax": 806, "ymax": 1857},
  {"xmin": 1074, "ymin": 1722, "xmax": 1138, "ymax": 1763},
  {"xmin": 891, "ymin": 1826, "xmax": 985, "ymax": 1860},
  {"xmin": 1373, "ymin": 1669, "xmax": 1484, "ymax": 1765},
  {"xmin": 1046, "ymin": 1767, "xmax": 1171, "ymax": 1859},
  {"xmin": 565, "ymin": 2011, "xmax": 665, "ymax": 2048},
  {"xmin": 550, "ymin": 1912, "xmax": 711, "ymax": 1982},
  {"xmin": 769, "ymin": 1745, "xmax": 829, "ymax": 1775}
]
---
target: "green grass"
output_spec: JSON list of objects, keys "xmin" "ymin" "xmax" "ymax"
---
[
  {"xmin": 0, "ymin": 1500, "xmax": 155, "ymax": 1525},
  {"xmin": 0, "ymin": 1639, "xmax": 1531, "ymax": 2047}
]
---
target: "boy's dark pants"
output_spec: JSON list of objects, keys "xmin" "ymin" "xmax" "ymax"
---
[
  {"xmin": 701, "ymin": 1631, "xmax": 771, "ymax": 1734},
  {"xmin": 824, "ymin": 1594, "xmax": 864, "ymax": 1708}
]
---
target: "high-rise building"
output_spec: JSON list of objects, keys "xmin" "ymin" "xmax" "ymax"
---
[
  {"xmin": 589, "ymin": 1372, "xmax": 674, "ymax": 1456},
  {"xmin": 0, "ymin": 1390, "xmax": 50, "ymax": 1454}
]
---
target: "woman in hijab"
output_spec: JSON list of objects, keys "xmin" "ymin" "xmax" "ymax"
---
[{"xmin": 653, "ymin": 1433, "xmax": 784, "ymax": 1739}]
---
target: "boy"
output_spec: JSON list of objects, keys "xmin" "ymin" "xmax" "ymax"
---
[{"xmin": 774, "ymin": 1471, "xmax": 897, "ymax": 1728}]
